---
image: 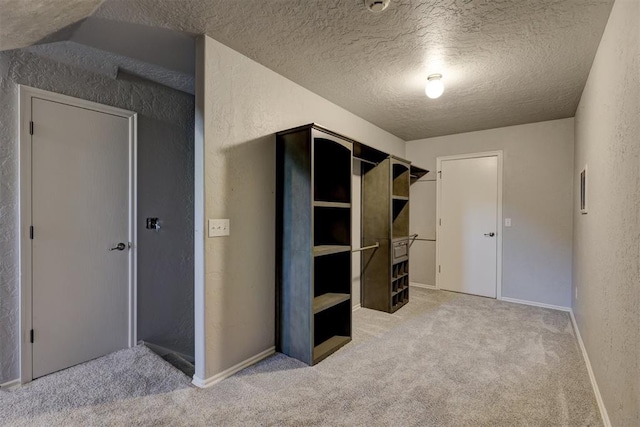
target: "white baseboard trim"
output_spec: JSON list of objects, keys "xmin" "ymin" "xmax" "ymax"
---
[
  {"xmin": 352, "ymin": 303, "xmax": 361, "ymax": 312},
  {"xmin": 410, "ymin": 282, "xmax": 437, "ymax": 290},
  {"xmin": 502, "ymin": 297, "xmax": 610, "ymax": 425},
  {"xmin": 191, "ymin": 346, "xmax": 276, "ymax": 388},
  {"xmin": 500, "ymin": 297, "xmax": 571, "ymax": 312},
  {"xmin": 569, "ymin": 311, "xmax": 611, "ymax": 427},
  {"xmin": 0, "ymin": 379, "xmax": 20, "ymax": 389}
]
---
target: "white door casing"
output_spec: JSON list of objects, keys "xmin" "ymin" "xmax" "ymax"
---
[
  {"xmin": 19, "ymin": 86, "xmax": 137, "ymax": 382},
  {"xmin": 436, "ymin": 152, "xmax": 503, "ymax": 299}
]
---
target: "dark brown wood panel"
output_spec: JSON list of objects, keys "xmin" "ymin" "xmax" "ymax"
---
[{"xmin": 276, "ymin": 124, "xmax": 352, "ymax": 365}]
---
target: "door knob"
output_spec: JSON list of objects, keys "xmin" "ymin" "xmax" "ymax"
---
[
  {"xmin": 109, "ymin": 242, "xmax": 127, "ymax": 251},
  {"xmin": 484, "ymin": 232, "xmax": 495, "ymax": 237}
]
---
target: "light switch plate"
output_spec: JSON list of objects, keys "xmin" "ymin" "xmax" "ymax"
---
[
  {"xmin": 504, "ymin": 218, "xmax": 512, "ymax": 227},
  {"xmin": 208, "ymin": 219, "xmax": 230, "ymax": 237}
]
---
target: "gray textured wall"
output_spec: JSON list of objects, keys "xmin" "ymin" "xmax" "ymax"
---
[
  {"xmin": 0, "ymin": 51, "xmax": 20, "ymax": 385},
  {"xmin": 0, "ymin": 47, "xmax": 194, "ymax": 383},
  {"xmin": 406, "ymin": 118, "xmax": 575, "ymax": 307},
  {"xmin": 573, "ymin": 0, "xmax": 640, "ymax": 425},
  {"xmin": 409, "ymin": 178, "xmax": 437, "ymax": 287}
]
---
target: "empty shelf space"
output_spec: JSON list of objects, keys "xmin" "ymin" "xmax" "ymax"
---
[
  {"xmin": 391, "ymin": 300, "xmax": 408, "ymax": 313},
  {"xmin": 314, "ymin": 207, "xmax": 350, "ymax": 247},
  {"xmin": 314, "ymin": 201, "xmax": 351, "ymax": 208},
  {"xmin": 393, "ymin": 286, "xmax": 405, "ymax": 294},
  {"xmin": 314, "ymin": 137, "xmax": 351, "ymax": 204},
  {"xmin": 313, "ymin": 293, "xmax": 350, "ymax": 314},
  {"xmin": 392, "ymin": 260, "xmax": 409, "ymax": 277},
  {"xmin": 392, "ymin": 162, "xmax": 410, "ymax": 197},
  {"xmin": 392, "ymin": 277, "xmax": 408, "ymax": 293},
  {"xmin": 391, "ymin": 287, "xmax": 410, "ymax": 311},
  {"xmin": 313, "ymin": 335, "xmax": 350, "ymax": 363},
  {"xmin": 313, "ymin": 245, "xmax": 350, "ymax": 257}
]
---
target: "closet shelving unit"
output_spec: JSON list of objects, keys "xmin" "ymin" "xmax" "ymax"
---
[
  {"xmin": 361, "ymin": 155, "xmax": 427, "ymax": 313},
  {"xmin": 276, "ymin": 124, "xmax": 352, "ymax": 365},
  {"xmin": 390, "ymin": 158, "xmax": 411, "ymax": 310}
]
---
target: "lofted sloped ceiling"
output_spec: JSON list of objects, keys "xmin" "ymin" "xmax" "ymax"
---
[
  {"xmin": 0, "ymin": 0, "xmax": 105, "ymax": 50},
  {"xmin": 3, "ymin": 0, "xmax": 615, "ymax": 140}
]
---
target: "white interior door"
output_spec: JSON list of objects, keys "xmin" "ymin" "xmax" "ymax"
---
[
  {"xmin": 438, "ymin": 155, "xmax": 499, "ymax": 298},
  {"xmin": 31, "ymin": 97, "xmax": 132, "ymax": 378}
]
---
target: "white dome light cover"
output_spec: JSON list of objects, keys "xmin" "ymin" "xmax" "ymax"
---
[{"xmin": 425, "ymin": 74, "xmax": 444, "ymax": 99}]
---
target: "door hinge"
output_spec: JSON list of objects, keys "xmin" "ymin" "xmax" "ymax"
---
[
  {"xmin": 30, "ymin": 329, "xmax": 34, "ymax": 343},
  {"xmin": 439, "ymin": 218, "xmax": 441, "ymax": 226},
  {"xmin": 30, "ymin": 226, "xmax": 34, "ymax": 239},
  {"xmin": 438, "ymin": 170, "xmax": 442, "ymax": 178},
  {"xmin": 438, "ymin": 265, "xmax": 441, "ymax": 273},
  {"xmin": 29, "ymin": 121, "xmax": 34, "ymax": 135}
]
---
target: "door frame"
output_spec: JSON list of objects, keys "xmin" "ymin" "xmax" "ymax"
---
[
  {"xmin": 18, "ymin": 86, "xmax": 138, "ymax": 383},
  {"xmin": 435, "ymin": 151, "xmax": 503, "ymax": 299}
]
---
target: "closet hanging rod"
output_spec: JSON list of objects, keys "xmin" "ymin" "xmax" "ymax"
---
[
  {"xmin": 352, "ymin": 242, "xmax": 380, "ymax": 252},
  {"xmin": 353, "ymin": 156, "xmax": 378, "ymax": 166}
]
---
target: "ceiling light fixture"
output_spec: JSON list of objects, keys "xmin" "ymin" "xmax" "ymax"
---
[
  {"xmin": 364, "ymin": 0, "xmax": 390, "ymax": 13},
  {"xmin": 425, "ymin": 74, "xmax": 444, "ymax": 99}
]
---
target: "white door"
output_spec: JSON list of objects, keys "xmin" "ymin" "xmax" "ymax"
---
[
  {"xmin": 31, "ymin": 97, "xmax": 132, "ymax": 378},
  {"xmin": 438, "ymin": 155, "xmax": 499, "ymax": 298}
]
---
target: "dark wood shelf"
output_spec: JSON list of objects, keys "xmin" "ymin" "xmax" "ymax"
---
[
  {"xmin": 392, "ymin": 256, "xmax": 408, "ymax": 265},
  {"xmin": 313, "ymin": 293, "xmax": 350, "ymax": 314},
  {"xmin": 313, "ymin": 335, "xmax": 350, "ymax": 363},
  {"xmin": 313, "ymin": 245, "xmax": 350, "ymax": 257},
  {"xmin": 362, "ymin": 157, "xmax": 412, "ymax": 314},
  {"xmin": 277, "ymin": 124, "xmax": 353, "ymax": 366},
  {"xmin": 392, "ymin": 236, "xmax": 411, "ymax": 242},
  {"xmin": 314, "ymin": 201, "xmax": 351, "ymax": 208},
  {"xmin": 410, "ymin": 164, "xmax": 429, "ymax": 183}
]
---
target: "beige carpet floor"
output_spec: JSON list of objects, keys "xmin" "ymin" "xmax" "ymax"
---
[{"xmin": 0, "ymin": 288, "xmax": 602, "ymax": 426}]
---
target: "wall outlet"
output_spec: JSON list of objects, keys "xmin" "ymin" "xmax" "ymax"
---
[
  {"xmin": 505, "ymin": 218, "xmax": 512, "ymax": 227},
  {"xmin": 208, "ymin": 219, "xmax": 230, "ymax": 237}
]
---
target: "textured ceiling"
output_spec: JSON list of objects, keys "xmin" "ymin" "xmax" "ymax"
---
[
  {"xmin": 4, "ymin": 0, "xmax": 615, "ymax": 140},
  {"xmin": 0, "ymin": 0, "xmax": 105, "ymax": 51},
  {"xmin": 92, "ymin": 0, "xmax": 615, "ymax": 140}
]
